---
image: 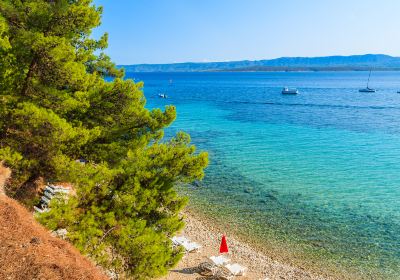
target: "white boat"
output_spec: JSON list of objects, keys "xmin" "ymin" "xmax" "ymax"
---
[
  {"xmin": 359, "ymin": 70, "xmax": 376, "ymax": 92},
  {"xmin": 158, "ymin": 93, "xmax": 168, "ymax": 98},
  {"xmin": 282, "ymin": 87, "xmax": 298, "ymax": 94}
]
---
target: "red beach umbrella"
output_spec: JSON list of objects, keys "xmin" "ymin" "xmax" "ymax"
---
[{"xmin": 219, "ymin": 234, "xmax": 229, "ymax": 254}]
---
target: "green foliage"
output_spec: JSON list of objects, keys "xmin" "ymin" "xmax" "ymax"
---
[{"xmin": 0, "ymin": 1, "xmax": 208, "ymax": 279}]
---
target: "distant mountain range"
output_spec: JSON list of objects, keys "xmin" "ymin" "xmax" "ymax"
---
[{"xmin": 120, "ymin": 54, "xmax": 400, "ymax": 72}]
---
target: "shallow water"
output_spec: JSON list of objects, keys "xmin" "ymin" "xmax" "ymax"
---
[{"xmin": 128, "ymin": 71, "xmax": 400, "ymax": 279}]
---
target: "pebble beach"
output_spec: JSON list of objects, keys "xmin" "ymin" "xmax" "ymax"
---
[{"xmin": 161, "ymin": 210, "xmax": 335, "ymax": 280}]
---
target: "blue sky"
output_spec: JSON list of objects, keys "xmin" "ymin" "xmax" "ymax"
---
[{"xmin": 93, "ymin": 0, "xmax": 400, "ymax": 64}]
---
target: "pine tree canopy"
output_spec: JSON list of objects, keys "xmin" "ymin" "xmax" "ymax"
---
[{"xmin": 0, "ymin": 1, "xmax": 208, "ymax": 279}]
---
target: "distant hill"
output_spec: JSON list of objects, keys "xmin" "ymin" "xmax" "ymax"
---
[{"xmin": 120, "ymin": 54, "xmax": 400, "ymax": 72}]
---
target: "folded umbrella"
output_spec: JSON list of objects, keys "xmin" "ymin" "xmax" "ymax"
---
[{"xmin": 219, "ymin": 234, "xmax": 229, "ymax": 254}]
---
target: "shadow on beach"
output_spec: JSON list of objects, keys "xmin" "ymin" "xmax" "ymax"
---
[{"xmin": 170, "ymin": 266, "xmax": 200, "ymax": 275}]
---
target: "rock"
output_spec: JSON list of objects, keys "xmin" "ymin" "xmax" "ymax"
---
[{"xmin": 30, "ymin": 237, "xmax": 41, "ymax": 245}]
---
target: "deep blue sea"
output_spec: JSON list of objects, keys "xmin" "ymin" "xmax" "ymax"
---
[{"xmin": 126, "ymin": 71, "xmax": 400, "ymax": 279}]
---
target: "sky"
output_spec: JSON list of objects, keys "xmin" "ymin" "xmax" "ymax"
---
[{"xmin": 93, "ymin": 0, "xmax": 400, "ymax": 64}]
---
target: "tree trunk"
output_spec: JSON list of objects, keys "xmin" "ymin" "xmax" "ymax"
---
[{"xmin": 21, "ymin": 57, "xmax": 37, "ymax": 96}]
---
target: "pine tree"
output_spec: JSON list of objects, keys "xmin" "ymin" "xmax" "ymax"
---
[{"xmin": 0, "ymin": 1, "xmax": 208, "ymax": 278}]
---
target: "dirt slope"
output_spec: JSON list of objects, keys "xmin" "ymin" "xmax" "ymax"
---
[{"xmin": 0, "ymin": 194, "xmax": 109, "ymax": 280}]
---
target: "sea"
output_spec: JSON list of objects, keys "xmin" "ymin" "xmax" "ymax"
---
[{"xmin": 126, "ymin": 71, "xmax": 400, "ymax": 279}]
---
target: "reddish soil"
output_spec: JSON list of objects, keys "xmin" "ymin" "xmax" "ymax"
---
[{"xmin": 0, "ymin": 194, "xmax": 109, "ymax": 280}]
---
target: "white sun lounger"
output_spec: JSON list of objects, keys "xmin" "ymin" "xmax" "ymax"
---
[
  {"xmin": 210, "ymin": 255, "xmax": 230, "ymax": 266},
  {"xmin": 48, "ymin": 185, "xmax": 70, "ymax": 194},
  {"xmin": 225, "ymin": 263, "xmax": 247, "ymax": 276},
  {"xmin": 41, "ymin": 195, "xmax": 51, "ymax": 204},
  {"xmin": 199, "ymin": 255, "xmax": 230, "ymax": 277},
  {"xmin": 171, "ymin": 236, "xmax": 189, "ymax": 245},
  {"xmin": 44, "ymin": 186, "xmax": 56, "ymax": 194},
  {"xmin": 181, "ymin": 241, "xmax": 201, "ymax": 252},
  {"xmin": 171, "ymin": 236, "xmax": 201, "ymax": 252},
  {"xmin": 34, "ymin": 206, "xmax": 49, "ymax": 213},
  {"xmin": 44, "ymin": 190, "xmax": 54, "ymax": 199}
]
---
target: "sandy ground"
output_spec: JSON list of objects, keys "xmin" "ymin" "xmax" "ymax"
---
[{"xmin": 161, "ymin": 210, "xmax": 334, "ymax": 280}]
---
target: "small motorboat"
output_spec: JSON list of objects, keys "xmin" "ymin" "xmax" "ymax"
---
[
  {"xmin": 282, "ymin": 87, "xmax": 298, "ymax": 94},
  {"xmin": 158, "ymin": 93, "xmax": 168, "ymax": 98}
]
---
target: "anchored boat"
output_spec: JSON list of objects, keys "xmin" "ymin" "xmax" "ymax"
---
[
  {"xmin": 359, "ymin": 70, "xmax": 376, "ymax": 92},
  {"xmin": 282, "ymin": 87, "xmax": 299, "ymax": 94}
]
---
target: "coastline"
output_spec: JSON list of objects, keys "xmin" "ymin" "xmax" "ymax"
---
[{"xmin": 162, "ymin": 208, "xmax": 336, "ymax": 280}]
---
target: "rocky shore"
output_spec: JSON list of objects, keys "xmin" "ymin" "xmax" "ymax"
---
[{"xmin": 161, "ymin": 209, "xmax": 336, "ymax": 280}]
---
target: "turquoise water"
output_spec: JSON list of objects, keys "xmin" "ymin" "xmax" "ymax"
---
[{"xmin": 128, "ymin": 72, "xmax": 400, "ymax": 279}]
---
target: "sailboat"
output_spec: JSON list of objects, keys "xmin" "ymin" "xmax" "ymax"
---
[{"xmin": 359, "ymin": 70, "xmax": 376, "ymax": 92}]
